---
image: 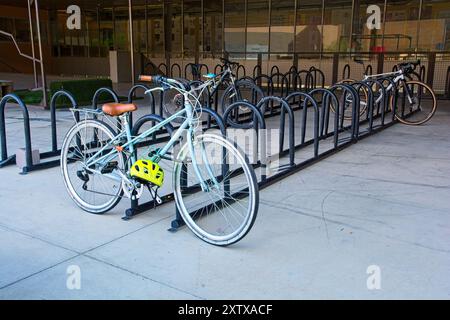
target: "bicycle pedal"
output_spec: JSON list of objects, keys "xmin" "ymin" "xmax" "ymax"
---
[{"xmin": 101, "ymin": 161, "xmax": 118, "ymax": 174}]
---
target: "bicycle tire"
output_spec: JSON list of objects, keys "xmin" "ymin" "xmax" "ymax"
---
[
  {"xmin": 173, "ymin": 134, "xmax": 259, "ymax": 246},
  {"xmin": 60, "ymin": 119, "xmax": 125, "ymax": 214},
  {"xmin": 333, "ymin": 79, "xmax": 369, "ymax": 120},
  {"xmin": 390, "ymin": 80, "xmax": 437, "ymax": 126}
]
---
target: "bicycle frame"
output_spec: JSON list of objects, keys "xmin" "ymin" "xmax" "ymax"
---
[
  {"xmin": 80, "ymin": 88, "xmax": 215, "ymax": 192},
  {"xmin": 362, "ymin": 70, "xmax": 413, "ymax": 105},
  {"xmin": 191, "ymin": 64, "xmax": 237, "ymax": 99}
]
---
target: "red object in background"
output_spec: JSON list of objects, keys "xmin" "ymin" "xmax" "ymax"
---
[{"xmin": 371, "ymin": 46, "xmax": 386, "ymax": 53}]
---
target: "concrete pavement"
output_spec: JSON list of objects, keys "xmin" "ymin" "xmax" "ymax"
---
[{"xmin": 0, "ymin": 95, "xmax": 449, "ymax": 299}]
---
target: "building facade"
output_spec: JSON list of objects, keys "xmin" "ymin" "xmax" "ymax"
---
[{"xmin": 1, "ymin": 1, "xmax": 450, "ymax": 91}]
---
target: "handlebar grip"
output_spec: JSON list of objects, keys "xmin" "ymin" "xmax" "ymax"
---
[{"xmin": 139, "ymin": 75, "xmax": 153, "ymax": 82}]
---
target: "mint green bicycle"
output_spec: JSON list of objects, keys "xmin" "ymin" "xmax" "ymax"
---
[{"xmin": 60, "ymin": 75, "xmax": 259, "ymax": 246}]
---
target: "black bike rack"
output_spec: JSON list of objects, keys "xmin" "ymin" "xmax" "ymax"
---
[
  {"xmin": 158, "ymin": 63, "xmax": 168, "ymax": 76},
  {"xmin": 171, "ymin": 63, "xmax": 182, "ymax": 78},
  {"xmin": 0, "ymin": 91, "xmax": 81, "ymax": 173},
  {"xmin": 254, "ymin": 74, "xmax": 273, "ymax": 97},
  {"xmin": 342, "ymin": 64, "xmax": 351, "ymax": 80},
  {"xmin": 253, "ymin": 65, "xmax": 262, "ymax": 78},
  {"xmin": 446, "ymin": 66, "xmax": 450, "ymax": 99},
  {"xmin": 127, "ymin": 84, "xmax": 155, "ymax": 126},
  {"xmin": 0, "ymin": 58, "xmax": 419, "ymax": 236},
  {"xmin": 45, "ymin": 90, "xmax": 79, "ymax": 166}
]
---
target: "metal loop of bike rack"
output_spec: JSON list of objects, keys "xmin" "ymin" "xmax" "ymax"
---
[
  {"xmin": 158, "ymin": 63, "xmax": 168, "ymax": 76},
  {"xmin": 218, "ymin": 78, "xmax": 265, "ymax": 115},
  {"xmin": 223, "ymin": 100, "xmax": 267, "ymax": 182},
  {"xmin": 50, "ymin": 90, "xmax": 79, "ymax": 152},
  {"xmin": 284, "ymin": 71, "xmax": 300, "ymax": 93},
  {"xmin": 254, "ymin": 74, "xmax": 273, "ymax": 97},
  {"xmin": 239, "ymin": 76, "xmax": 256, "ymax": 83},
  {"xmin": 345, "ymin": 81, "xmax": 375, "ymax": 135},
  {"xmin": 297, "ymin": 70, "xmax": 315, "ymax": 92},
  {"xmin": 270, "ymin": 73, "xmax": 289, "ymax": 99},
  {"xmin": 419, "ymin": 65, "xmax": 426, "ymax": 82},
  {"xmin": 92, "ymin": 87, "xmax": 121, "ymax": 131},
  {"xmin": 329, "ymin": 83, "xmax": 360, "ymax": 140},
  {"xmin": 185, "ymin": 63, "xmax": 209, "ymax": 81},
  {"xmin": 214, "ymin": 64, "xmax": 224, "ymax": 76},
  {"xmin": 257, "ymin": 96, "xmax": 296, "ymax": 168},
  {"xmin": 309, "ymin": 67, "xmax": 326, "ymax": 89},
  {"xmin": 446, "ymin": 66, "xmax": 450, "ymax": 99},
  {"xmin": 270, "ymin": 65, "xmax": 280, "ymax": 75},
  {"xmin": 0, "ymin": 91, "xmax": 81, "ymax": 174},
  {"xmin": 253, "ymin": 65, "xmax": 262, "ymax": 78},
  {"xmin": 343, "ymin": 64, "xmax": 351, "ymax": 80},
  {"xmin": 0, "ymin": 94, "xmax": 33, "ymax": 173},
  {"xmin": 92, "ymin": 87, "xmax": 120, "ymax": 108},
  {"xmin": 171, "ymin": 63, "xmax": 182, "ymax": 78},
  {"xmin": 309, "ymin": 88, "xmax": 340, "ymax": 146},
  {"xmin": 236, "ymin": 64, "xmax": 246, "ymax": 79},
  {"xmin": 127, "ymin": 84, "xmax": 156, "ymax": 125},
  {"xmin": 290, "ymin": 66, "xmax": 299, "ymax": 74},
  {"xmin": 374, "ymin": 77, "xmax": 397, "ymax": 124},
  {"xmin": 184, "ymin": 63, "xmax": 197, "ymax": 80},
  {"xmin": 283, "ymin": 92, "xmax": 320, "ymax": 159}
]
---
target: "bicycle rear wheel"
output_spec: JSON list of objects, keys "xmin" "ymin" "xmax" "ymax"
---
[
  {"xmin": 173, "ymin": 134, "xmax": 259, "ymax": 246},
  {"xmin": 220, "ymin": 80, "xmax": 263, "ymax": 114},
  {"xmin": 60, "ymin": 119, "xmax": 125, "ymax": 214},
  {"xmin": 334, "ymin": 79, "xmax": 369, "ymax": 120},
  {"xmin": 391, "ymin": 80, "xmax": 437, "ymax": 125}
]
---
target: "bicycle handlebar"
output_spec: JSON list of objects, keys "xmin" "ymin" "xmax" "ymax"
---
[
  {"xmin": 220, "ymin": 57, "xmax": 239, "ymax": 68},
  {"xmin": 139, "ymin": 75, "xmax": 154, "ymax": 82},
  {"xmin": 139, "ymin": 75, "xmax": 189, "ymax": 93},
  {"xmin": 397, "ymin": 59, "xmax": 421, "ymax": 73}
]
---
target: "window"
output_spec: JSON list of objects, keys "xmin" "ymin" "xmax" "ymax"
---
[
  {"xmin": 147, "ymin": 1, "xmax": 164, "ymax": 56},
  {"xmin": 184, "ymin": 0, "xmax": 202, "ymax": 57},
  {"xmin": 168, "ymin": 0, "xmax": 183, "ymax": 56},
  {"xmin": 296, "ymin": 0, "xmax": 323, "ymax": 52},
  {"xmin": 224, "ymin": 0, "xmax": 246, "ymax": 57},
  {"xmin": 247, "ymin": 0, "xmax": 270, "ymax": 53},
  {"xmin": 114, "ymin": 7, "xmax": 130, "ymax": 51},
  {"xmin": 204, "ymin": 0, "xmax": 223, "ymax": 53},
  {"xmin": 0, "ymin": 17, "xmax": 14, "ymax": 37},
  {"xmin": 353, "ymin": 0, "xmax": 386, "ymax": 52},
  {"xmin": 99, "ymin": 8, "xmax": 114, "ymax": 54},
  {"xmin": 15, "ymin": 19, "xmax": 30, "ymax": 43},
  {"xmin": 323, "ymin": 0, "xmax": 353, "ymax": 52},
  {"xmin": 271, "ymin": 0, "xmax": 295, "ymax": 53},
  {"xmin": 418, "ymin": 0, "xmax": 450, "ymax": 51},
  {"xmin": 384, "ymin": 0, "xmax": 420, "ymax": 51},
  {"xmin": 133, "ymin": 5, "xmax": 147, "ymax": 53},
  {"xmin": 86, "ymin": 10, "xmax": 100, "ymax": 57}
]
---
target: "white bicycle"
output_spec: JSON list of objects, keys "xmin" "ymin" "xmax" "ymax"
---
[{"xmin": 60, "ymin": 75, "xmax": 259, "ymax": 246}]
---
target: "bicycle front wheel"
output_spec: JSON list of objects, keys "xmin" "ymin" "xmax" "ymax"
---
[
  {"xmin": 391, "ymin": 80, "xmax": 437, "ymax": 125},
  {"xmin": 173, "ymin": 134, "xmax": 259, "ymax": 246}
]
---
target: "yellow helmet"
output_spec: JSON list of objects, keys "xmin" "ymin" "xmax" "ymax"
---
[{"xmin": 130, "ymin": 160, "xmax": 164, "ymax": 187}]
